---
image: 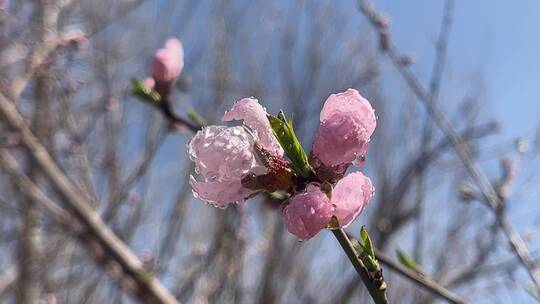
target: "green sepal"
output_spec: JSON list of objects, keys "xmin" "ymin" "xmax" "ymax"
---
[
  {"xmin": 361, "ymin": 226, "xmax": 376, "ymax": 259},
  {"xmin": 351, "ymin": 227, "xmax": 380, "ymax": 272},
  {"xmin": 267, "ymin": 110, "xmax": 312, "ymax": 178},
  {"xmin": 396, "ymin": 248, "xmax": 421, "ymax": 273}
]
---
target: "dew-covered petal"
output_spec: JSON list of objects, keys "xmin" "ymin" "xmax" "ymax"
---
[
  {"xmin": 319, "ymin": 89, "xmax": 376, "ymax": 136},
  {"xmin": 281, "ymin": 184, "xmax": 333, "ymax": 239},
  {"xmin": 189, "ymin": 125, "xmax": 256, "ymax": 180},
  {"xmin": 190, "ymin": 177, "xmax": 256, "ymax": 208},
  {"xmin": 222, "ymin": 98, "xmax": 283, "ymax": 155},
  {"xmin": 331, "ymin": 172, "xmax": 374, "ymax": 227},
  {"xmin": 313, "ymin": 89, "xmax": 376, "ymax": 167},
  {"xmin": 312, "ymin": 114, "xmax": 369, "ymax": 167}
]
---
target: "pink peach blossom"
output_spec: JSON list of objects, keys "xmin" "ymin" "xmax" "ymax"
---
[
  {"xmin": 189, "ymin": 98, "xmax": 279, "ymax": 207},
  {"xmin": 312, "ymin": 89, "xmax": 376, "ymax": 167}
]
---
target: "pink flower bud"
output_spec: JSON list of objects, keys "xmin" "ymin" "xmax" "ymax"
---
[
  {"xmin": 312, "ymin": 89, "xmax": 376, "ymax": 167},
  {"xmin": 141, "ymin": 249, "xmax": 153, "ymax": 263},
  {"xmin": 281, "ymin": 172, "xmax": 373, "ymax": 239},
  {"xmin": 152, "ymin": 37, "xmax": 184, "ymax": 83},
  {"xmin": 374, "ymin": 15, "xmax": 390, "ymax": 30},
  {"xmin": 67, "ymin": 141, "xmax": 80, "ymax": 154},
  {"xmin": 281, "ymin": 184, "xmax": 333, "ymax": 239},
  {"xmin": 105, "ymin": 97, "xmax": 119, "ymax": 112},
  {"xmin": 60, "ymin": 29, "xmax": 87, "ymax": 48}
]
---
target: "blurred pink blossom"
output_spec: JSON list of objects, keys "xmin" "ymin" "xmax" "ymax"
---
[
  {"xmin": 281, "ymin": 172, "xmax": 373, "ymax": 239},
  {"xmin": 59, "ymin": 29, "xmax": 88, "ymax": 49},
  {"xmin": 67, "ymin": 141, "xmax": 80, "ymax": 154},
  {"xmin": 105, "ymin": 97, "xmax": 119, "ymax": 112},
  {"xmin": 312, "ymin": 89, "xmax": 376, "ymax": 167},
  {"xmin": 141, "ymin": 248, "xmax": 153, "ymax": 263},
  {"xmin": 189, "ymin": 98, "xmax": 280, "ymax": 207},
  {"xmin": 142, "ymin": 77, "xmax": 155, "ymax": 89},
  {"xmin": 152, "ymin": 37, "xmax": 183, "ymax": 83},
  {"xmin": 36, "ymin": 294, "xmax": 57, "ymax": 304}
]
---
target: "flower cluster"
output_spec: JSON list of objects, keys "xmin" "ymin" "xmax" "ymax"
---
[{"xmin": 188, "ymin": 89, "xmax": 376, "ymax": 239}]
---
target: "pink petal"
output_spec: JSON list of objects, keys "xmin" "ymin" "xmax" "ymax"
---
[
  {"xmin": 222, "ymin": 98, "xmax": 283, "ymax": 155},
  {"xmin": 320, "ymin": 89, "xmax": 376, "ymax": 136},
  {"xmin": 331, "ymin": 172, "xmax": 374, "ymax": 227},
  {"xmin": 152, "ymin": 37, "xmax": 184, "ymax": 82},
  {"xmin": 165, "ymin": 38, "xmax": 184, "ymax": 76},
  {"xmin": 281, "ymin": 184, "xmax": 333, "ymax": 239},
  {"xmin": 190, "ymin": 177, "xmax": 255, "ymax": 208},
  {"xmin": 312, "ymin": 114, "xmax": 369, "ymax": 167}
]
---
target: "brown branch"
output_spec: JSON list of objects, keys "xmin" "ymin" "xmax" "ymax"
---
[{"xmin": 0, "ymin": 92, "xmax": 179, "ymax": 304}]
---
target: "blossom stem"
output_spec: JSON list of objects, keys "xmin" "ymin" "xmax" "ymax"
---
[{"xmin": 332, "ymin": 228, "xmax": 389, "ymax": 304}]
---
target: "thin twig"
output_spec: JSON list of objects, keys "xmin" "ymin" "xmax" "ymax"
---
[
  {"xmin": 342, "ymin": 231, "xmax": 465, "ymax": 304},
  {"xmin": 358, "ymin": 0, "xmax": 540, "ymax": 293},
  {"xmin": 0, "ymin": 266, "xmax": 16, "ymax": 297},
  {"xmin": 374, "ymin": 248, "xmax": 465, "ymax": 304},
  {"xmin": 0, "ymin": 92, "xmax": 179, "ymax": 304}
]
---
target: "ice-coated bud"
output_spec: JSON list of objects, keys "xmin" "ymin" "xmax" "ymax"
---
[
  {"xmin": 152, "ymin": 37, "xmax": 184, "ymax": 83},
  {"xmin": 281, "ymin": 172, "xmax": 374, "ymax": 239},
  {"xmin": 189, "ymin": 125, "xmax": 257, "ymax": 207},
  {"xmin": 189, "ymin": 97, "xmax": 291, "ymax": 207},
  {"xmin": 312, "ymin": 89, "xmax": 376, "ymax": 168}
]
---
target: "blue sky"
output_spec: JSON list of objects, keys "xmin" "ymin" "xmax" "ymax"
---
[{"xmin": 375, "ymin": 0, "xmax": 540, "ymax": 141}]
